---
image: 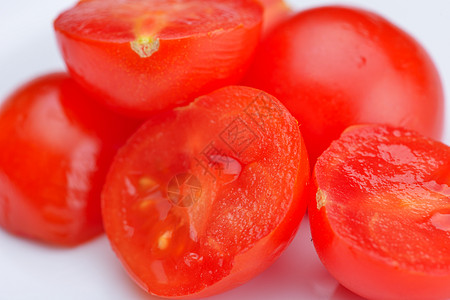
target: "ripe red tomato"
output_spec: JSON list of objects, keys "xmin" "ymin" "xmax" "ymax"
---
[
  {"xmin": 0, "ymin": 73, "xmax": 139, "ymax": 246},
  {"xmin": 309, "ymin": 125, "xmax": 450, "ymax": 300},
  {"xmin": 243, "ymin": 6, "xmax": 444, "ymax": 163},
  {"xmin": 54, "ymin": 0, "xmax": 263, "ymax": 117},
  {"xmin": 102, "ymin": 86, "xmax": 309, "ymax": 298}
]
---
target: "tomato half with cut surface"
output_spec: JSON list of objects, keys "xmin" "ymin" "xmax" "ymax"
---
[
  {"xmin": 243, "ymin": 6, "xmax": 444, "ymax": 164},
  {"xmin": 102, "ymin": 86, "xmax": 309, "ymax": 298},
  {"xmin": 0, "ymin": 73, "xmax": 139, "ymax": 246},
  {"xmin": 54, "ymin": 0, "xmax": 263, "ymax": 117},
  {"xmin": 309, "ymin": 124, "xmax": 450, "ymax": 300}
]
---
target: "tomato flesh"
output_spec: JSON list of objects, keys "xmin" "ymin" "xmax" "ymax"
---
[
  {"xmin": 310, "ymin": 125, "xmax": 450, "ymax": 300},
  {"xmin": 0, "ymin": 73, "xmax": 139, "ymax": 246},
  {"xmin": 102, "ymin": 86, "xmax": 309, "ymax": 298},
  {"xmin": 243, "ymin": 6, "xmax": 444, "ymax": 163},
  {"xmin": 54, "ymin": 0, "xmax": 263, "ymax": 117}
]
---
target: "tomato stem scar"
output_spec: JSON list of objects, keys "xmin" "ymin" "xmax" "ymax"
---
[{"xmin": 130, "ymin": 36, "xmax": 160, "ymax": 58}]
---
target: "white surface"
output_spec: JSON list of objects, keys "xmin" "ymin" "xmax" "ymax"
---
[{"xmin": 0, "ymin": 1, "xmax": 449, "ymax": 299}]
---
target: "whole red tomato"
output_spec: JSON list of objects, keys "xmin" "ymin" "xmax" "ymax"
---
[
  {"xmin": 54, "ymin": 0, "xmax": 263, "ymax": 117},
  {"xmin": 310, "ymin": 124, "xmax": 450, "ymax": 300},
  {"xmin": 0, "ymin": 73, "xmax": 139, "ymax": 246},
  {"xmin": 102, "ymin": 86, "xmax": 310, "ymax": 298},
  {"xmin": 244, "ymin": 6, "xmax": 444, "ymax": 163}
]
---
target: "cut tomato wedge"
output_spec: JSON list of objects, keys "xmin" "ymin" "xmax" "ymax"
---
[
  {"xmin": 102, "ymin": 86, "xmax": 309, "ymax": 297},
  {"xmin": 54, "ymin": 0, "xmax": 263, "ymax": 117},
  {"xmin": 310, "ymin": 125, "xmax": 450, "ymax": 300}
]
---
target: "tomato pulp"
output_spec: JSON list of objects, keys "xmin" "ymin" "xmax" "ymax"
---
[
  {"xmin": 102, "ymin": 86, "xmax": 309, "ymax": 298},
  {"xmin": 54, "ymin": 0, "xmax": 263, "ymax": 117},
  {"xmin": 0, "ymin": 73, "xmax": 139, "ymax": 246},
  {"xmin": 310, "ymin": 125, "xmax": 450, "ymax": 300},
  {"xmin": 243, "ymin": 6, "xmax": 444, "ymax": 163}
]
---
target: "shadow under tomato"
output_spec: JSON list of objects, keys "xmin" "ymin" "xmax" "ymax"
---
[
  {"xmin": 331, "ymin": 284, "xmax": 365, "ymax": 300},
  {"xmin": 208, "ymin": 219, "xmax": 365, "ymax": 300},
  {"xmin": 98, "ymin": 218, "xmax": 365, "ymax": 300}
]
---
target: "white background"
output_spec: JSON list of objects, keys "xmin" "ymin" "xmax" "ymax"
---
[{"xmin": 0, "ymin": 1, "xmax": 449, "ymax": 299}]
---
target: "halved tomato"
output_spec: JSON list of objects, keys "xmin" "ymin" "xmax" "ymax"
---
[
  {"xmin": 310, "ymin": 125, "xmax": 450, "ymax": 300},
  {"xmin": 54, "ymin": 0, "xmax": 263, "ymax": 117},
  {"xmin": 102, "ymin": 86, "xmax": 309, "ymax": 297},
  {"xmin": 0, "ymin": 73, "xmax": 139, "ymax": 246}
]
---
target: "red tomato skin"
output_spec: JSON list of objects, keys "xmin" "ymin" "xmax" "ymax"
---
[
  {"xmin": 182, "ymin": 135, "xmax": 310, "ymax": 299},
  {"xmin": 310, "ymin": 203, "xmax": 450, "ymax": 300},
  {"xmin": 102, "ymin": 86, "xmax": 310, "ymax": 298},
  {"xmin": 243, "ymin": 6, "xmax": 444, "ymax": 163},
  {"xmin": 309, "ymin": 125, "xmax": 450, "ymax": 300},
  {"xmin": 54, "ymin": 0, "xmax": 263, "ymax": 118},
  {"xmin": 0, "ymin": 73, "xmax": 139, "ymax": 246},
  {"xmin": 113, "ymin": 139, "xmax": 310, "ymax": 299}
]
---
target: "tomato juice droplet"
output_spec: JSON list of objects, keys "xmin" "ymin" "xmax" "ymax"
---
[
  {"xmin": 423, "ymin": 180, "xmax": 450, "ymax": 198},
  {"xmin": 206, "ymin": 155, "xmax": 242, "ymax": 184},
  {"xmin": 430, "ymin": 211, "xmax": 450, "ymax": 232}
]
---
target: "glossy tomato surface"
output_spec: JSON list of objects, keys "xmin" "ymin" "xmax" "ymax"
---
[
  {"xmin": 102, "ymin": 86, "xmax": 309, "ymax": 298},
  {"xmin": 54, "ymin": 0, "xmax": 263, "ymax": 117},
  {"xmin": 309, "ymin": 125, "xmax": 450, "ymax": 300},
  {"xmin": 0, "ymin": 73, "xmax": 139, "ymax": 246},
  {"xmin": 243, "ymin": 6, "xmax": 444, "ymax": 163}
]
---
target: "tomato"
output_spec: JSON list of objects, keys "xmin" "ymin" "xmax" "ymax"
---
[
  {"xmin": 258, "ymin": 0, "xmax": 291, "ymax": 34},
  {"xmin": 309, "ymin": 124, "xmax": 450, "ymax": 300},
  {"xmin": 102, "ymin": 86, "xmax": 309, "ymax": 298},
  {"xmin": 0, "ymin": 73, "xmax": 139, "ymax": 246},
  {"xmin": 243, "ymin": 6, "xmax": 444, "ymax": 163},
  {"xmin": 54, "ymin": 0, "xmax": 263, "ymax": 117}
]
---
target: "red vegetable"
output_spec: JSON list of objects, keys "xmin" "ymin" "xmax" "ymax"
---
[
  {"xmin": 0, "ymin": 73, "xmax": 138, "ymax": 246},
  {"xmin": 102, "ymin": 86, "xmax": 309, "ymax": 298},
  {"xmin": 310, "ymin": 124, "xmax": 450, "ymax": 300},
  {"xmin": 244, "ymin": 6, "xmax": 444, "ymax": 163},
  {"xmin": 54, "ymin": 0, "xmax": 263, "ymax": 117}
]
